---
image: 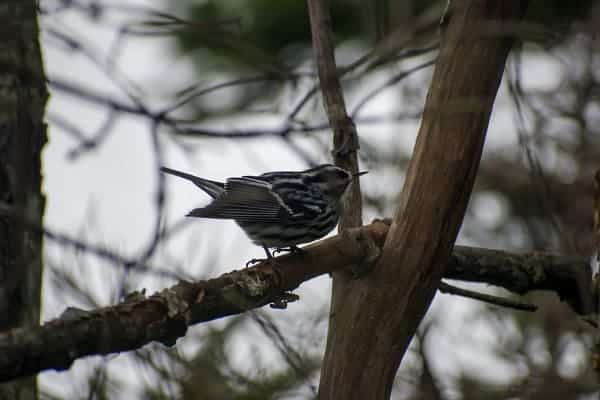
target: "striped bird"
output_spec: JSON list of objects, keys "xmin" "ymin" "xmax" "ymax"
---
[{"xmin": 160, "ymin": 164, "xmax": 366, "ymax": 260}]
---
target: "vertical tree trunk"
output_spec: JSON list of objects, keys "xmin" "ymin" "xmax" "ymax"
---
[
  {"xmin": 319, "ymin": 1, "xmax": 528, "ymax": 399},
  {"xmin": 0, "ymin": 1, "xmax": 48, "ymax": 398}
]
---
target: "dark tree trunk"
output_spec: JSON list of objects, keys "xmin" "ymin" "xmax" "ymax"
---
[{"xmin": 0, "ymin": 0, "xmax": 48, "ymax": 398}]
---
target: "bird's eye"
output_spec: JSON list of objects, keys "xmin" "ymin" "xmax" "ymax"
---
[{"xmin": 336, "ymin": 170, "xmax": 349, "ymax": 180}]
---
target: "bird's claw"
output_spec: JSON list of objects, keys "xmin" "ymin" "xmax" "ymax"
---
[
  {"xmin": 245, "ymin": 257, "xmax": 277, "ymax": 267},
  {"xmin": 245, "ymin": 258, "xmax": 264, "ymax": 267},
  {"xmin": 273, "ymin": 246, "xmax": 305, "ymax": 256}
]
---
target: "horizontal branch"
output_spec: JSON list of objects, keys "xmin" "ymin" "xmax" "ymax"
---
[
  {"xmin": 0, "ymin": 220, "xmax": 592, "ymax": 382},
  {"xmin": 446, "ymin": 245, "xmax": 594, "ymax": 315},
  {"xmin": 438, "ymin": 281, "xmax": 537, "ymax": 312}
]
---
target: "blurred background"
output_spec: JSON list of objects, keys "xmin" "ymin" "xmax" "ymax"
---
[{"xmin": 39, "ymin": 0, "xmax": 600, "ymax": 398}]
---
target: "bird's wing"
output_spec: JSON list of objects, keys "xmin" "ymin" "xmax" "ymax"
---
[
  {"xmin": 270, "ymin": 181, "xmax": 327, "ymax": 219},
  {"xmin": 160, "ymin": 167, "xmax": 225, "ymax": 199},
  {"xmin": 187, "ymin": 177, "xmax": 292, "ymax": 222}
]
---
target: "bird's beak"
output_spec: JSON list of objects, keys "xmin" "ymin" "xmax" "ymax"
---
[{"xmin": 353, "ymin": 171, "xmax": 368, "ymax": 178}]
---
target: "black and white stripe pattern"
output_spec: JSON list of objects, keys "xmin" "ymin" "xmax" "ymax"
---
[{"xmin": 161, "ymin": 164, "xmax": 354, "ymax": 252}]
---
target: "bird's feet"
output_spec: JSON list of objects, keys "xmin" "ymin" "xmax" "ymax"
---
[
  {"xmin": 245, "ymin": 245, "xmax": 276, "ymax": 267},
  {"xmin": 245, "ymin": 258, "xmax": 268, "ymax": 267},
  {"xmin": 273, "ymin": 245, "xmax": 305, "ymax": 256}
]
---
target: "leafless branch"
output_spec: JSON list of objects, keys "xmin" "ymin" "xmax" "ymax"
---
[
  {"xmin": 438, "ymin": 281, "xmax": 537, "ymax": 312},
  {"xmin": 0, "ymin": 219, "xmax": 593, "ymax": 382}
]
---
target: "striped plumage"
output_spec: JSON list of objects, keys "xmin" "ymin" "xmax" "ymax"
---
[{"xmin": 161, "ymin": 164, "xmax": 366, "ymax": 259}]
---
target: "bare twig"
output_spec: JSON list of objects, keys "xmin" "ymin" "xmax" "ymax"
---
[
  {"xmin": 307, "ymin": 0, "xmax": 362, "ymax": 228},
  {"xmin": 0, "ymin": 202, "xmax": 182, "ymax": 281},
  {"xmin": 438, "ymin": 281, "xmax": 537, "ymax": 312}
]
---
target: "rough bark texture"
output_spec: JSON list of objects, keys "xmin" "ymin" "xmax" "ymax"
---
[
  {"xmin": 0, "ymin": 219, "xmax": 590, "ymax": 383},
  {"xmin": 306, "ymin": 0, "xmax": 362, "ymax": 228},
  {"xmin": 448, "ymin": 245, "xmax": 593, "ymax": 315},
  {"xmin": 0, "ymin": 0, "xmax": 48, "ymax": 398},
  {"xmin": 318, "ymin": 1, "xmax": 529, "ymax": 399},
  {"xmin": 305, "ymin": 3, "xmax": 376, "ymax": 399}
]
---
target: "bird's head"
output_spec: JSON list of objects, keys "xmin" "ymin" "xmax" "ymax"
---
[{"xmin": 304, "ymin": 164, "xmax": 367, "ymax": 200}]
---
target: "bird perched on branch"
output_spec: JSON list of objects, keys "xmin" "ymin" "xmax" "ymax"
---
[{"xmin": 160, "ymin": 164, "xmax": 367, "ymax": 261}]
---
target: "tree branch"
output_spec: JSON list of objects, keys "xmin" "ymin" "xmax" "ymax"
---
[
  {"xmin": 438, "ymin": 282, "xmax": 537, "ymax": 312},
  {"xmin": 316, "ymin": 1, "xmax": 530, "ymax": 398},
  {"xmin": 0, "ymin": 220, "xmax": 592, "ymax": 383},
  {"xmin": 447, "ymin": 245, "xmax": 594, "ymax": 315},
  {"xmin": 306, "ymin": 2, "xmax": 371, "ymax": 398},
  {"xmin": 306, "ymin": 0, "xmax": 362, "ymax": 228}
]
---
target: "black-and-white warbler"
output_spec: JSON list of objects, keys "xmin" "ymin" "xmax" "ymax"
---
[{"xmin": 161, "ymin": 164, "xmax": 367, "ymax": 260}]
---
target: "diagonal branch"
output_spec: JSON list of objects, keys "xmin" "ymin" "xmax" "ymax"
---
[
  {"xmin": 316, "ymin": 2, "xmax": 531, "ymax": 399},
  {"xmin": 438, "ymin": 282, "xmax": 537, "ymax": 312},
  {"xmin": 0, "ymin": 220, "xmax": 592, "ymax": 383},
  {"xmin": 306, "ymin": 0, "xmax": 362, "ymax": 229},
  {"xmin": 305, "ymin": 3, "xmax": 370, "ymax": 398}
]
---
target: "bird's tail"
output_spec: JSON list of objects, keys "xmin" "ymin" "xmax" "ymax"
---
[{"xmin": 160, "ymin": 167, "xmax": 225, "ymax": 199}]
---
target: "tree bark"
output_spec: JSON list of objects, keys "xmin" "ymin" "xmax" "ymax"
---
[
  {"xmin": 318, "ymin": 1, "xmax": 529, "ymax": 399},
  {"xmin": 0, "ymin": 0, "xmax": 48, "ymax": 398},
  {"xmin": 0, "ymin": 219, "xmax": 590, "ymax": 382}
]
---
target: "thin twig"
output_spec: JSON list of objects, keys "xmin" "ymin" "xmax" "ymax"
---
[
  {"xmin": 307, "ymin": 0, "xmax": 362, "ymax": 229},
  {"xmin": 438, "ymin": 281, "xmax": 537, "ymax": 312},
  {"xmin": 0, "ymin": 202, "xmax": 182, "ymax": 281}
]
